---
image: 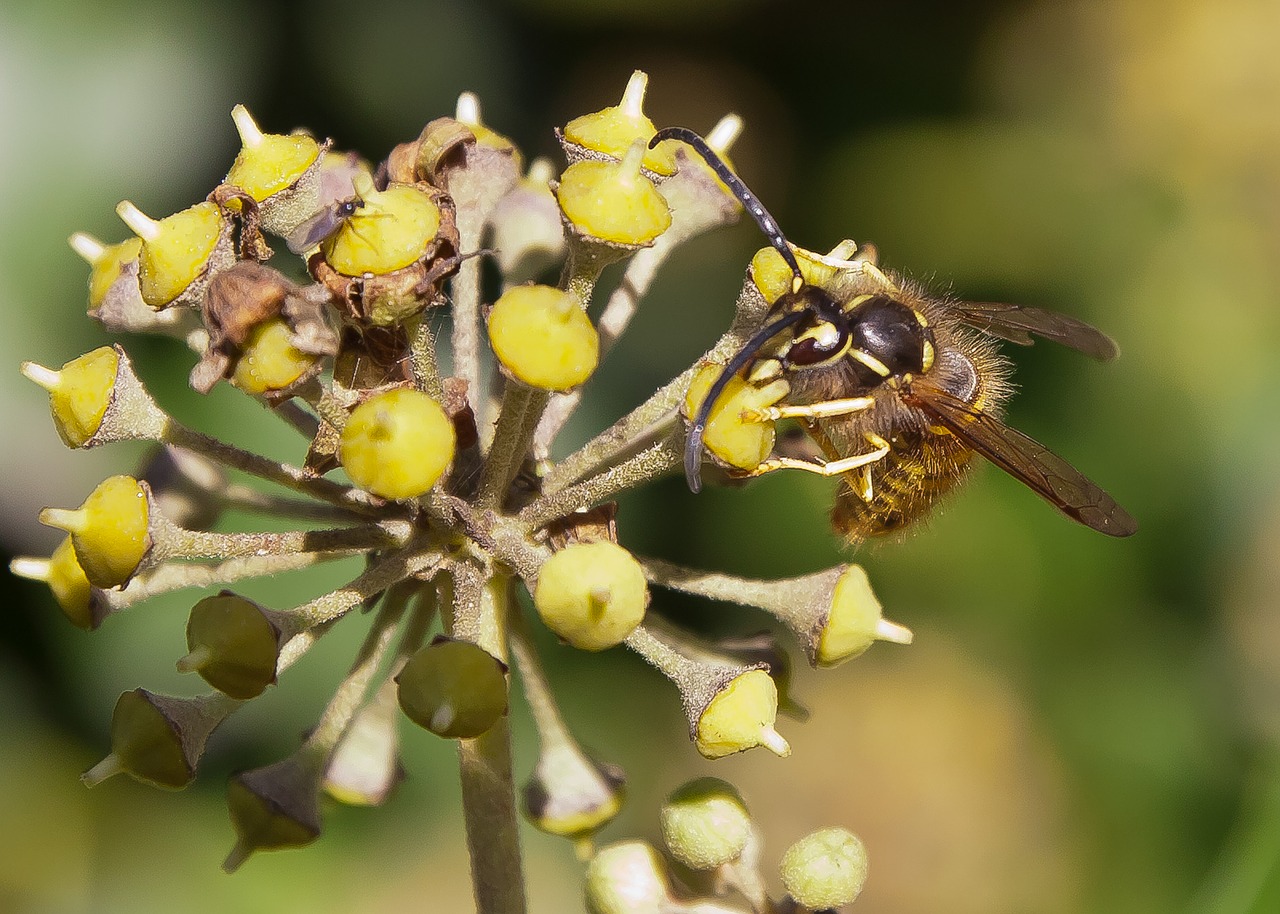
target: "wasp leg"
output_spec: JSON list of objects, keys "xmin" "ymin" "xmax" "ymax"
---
[
  {"xmin": 742, "ymin": 396, "xmax": 875, "ymax": 424},
  {"xmin": 854, "ymin": 465, "xmax": 875, "ymax": 502},
  {"xmin": 745, "ymin": 433, "xmax": 890, "ymax": 478}
]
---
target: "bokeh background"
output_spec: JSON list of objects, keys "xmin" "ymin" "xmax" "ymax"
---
[{"xmin": 3, "ymin": 0, "xmax": 1279, "ymax": 912}]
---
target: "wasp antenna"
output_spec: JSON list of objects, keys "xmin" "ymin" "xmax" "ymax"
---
[
  {"xmin": 651, "ymin": 126, "xmax": 804, "ymax": 286},
  {"xmin": 684, "ymin": 310, "xmax": 808, "ymax": 492}
]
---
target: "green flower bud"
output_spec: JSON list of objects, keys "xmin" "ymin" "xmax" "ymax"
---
[
  {"xmin": 780, "ymin": 827, "xmax": 868, "ymax": 910},
  {"xmin": 38, "ymin": 475, "xmax": 151, "ymax": 589},
  {"xmin": 323, "ymin": 678, "xmax": 404, "ymax": 807},
  {"xmin": 659, "ymin": 777, "xmax": 752, "ymax": 870},
  {"xmin": 339, "ymin": 387, "xmax": 456, "ymax": 499},
  {"xmin": 396, "ymin": 637, "xmax": 508, "ymax": 739},
  {"xmin": 584, "ymin": 840, "xmax": 671, "ymax": 914},
  {"xmin": 224, "ymin": 754, "xmax": 323, "ymax": 872},
  {"xmin": 817, "ymin": 565, "xmax": 913, "ymax": 666},
  {"xmin": 534, "ymin": 542, "xmax": 648, "ymax": 651},
  {"xmin": 181, "ymin": 592, "xmax": 293, "ymax": 700},
  {"xmin": 23, "ymin": 347, "xmax": 119, "ymax": 448},
  {"xmin": 488, "ymin": 285, "xmax": 599, "ymax": 391},
  {"xmin": 81, "ymin": 689, "xmax": 237, "ymax": 790},
  {"xmin": 523, "ymin": 742, "xmax": 625, "ymax": 847},
  {"xmin": 69, "ymin": 233, "xmax": 142, "ymax": 309},
  {"xmin": 23, "ymin": 344, "xmax": 169, "ymax": 449},
  {"xmin": 224, "ymin": 104, "xmax": 324, "ymax": 237}
]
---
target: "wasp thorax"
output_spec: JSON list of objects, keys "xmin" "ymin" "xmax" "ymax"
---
[{"xmin": 847, "ymin": 295, "xmax": 931, "ymax": 382}]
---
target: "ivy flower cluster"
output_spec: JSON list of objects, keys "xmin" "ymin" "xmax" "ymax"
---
[{"xmin": 14, "ymin": 71, "xmax": 911, "ymax": 913}]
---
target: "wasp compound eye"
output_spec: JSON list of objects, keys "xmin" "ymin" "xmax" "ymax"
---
[{"xmin": 784, "ymin": 318, "xmax": 850, "ymax": 368}]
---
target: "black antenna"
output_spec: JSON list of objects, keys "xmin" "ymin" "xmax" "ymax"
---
[
  {"xmin": 683, "ymin": 309, "xmax": 807, "ymax": 492},
  {"xmin": 650, "ymin": 127, "xmax": 804, "ymax": 289}
]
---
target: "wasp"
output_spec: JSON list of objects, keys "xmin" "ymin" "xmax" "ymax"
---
[{"xmin": 651, "ymin": 127, "xmax": 1136, "ymax": 539}]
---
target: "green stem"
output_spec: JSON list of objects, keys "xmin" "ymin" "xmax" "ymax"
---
[
  {"xmin": 454, "ymin": 570, "xmax": 527, "ymax": 914},
  {"xmin": 477, "ymin": 381, "xmax": 548, "ymax": 509}
]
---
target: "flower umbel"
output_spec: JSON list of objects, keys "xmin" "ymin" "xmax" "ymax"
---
[{"xmin": 14, "ymin": 70, "xmax": 923, "ymax": 913}]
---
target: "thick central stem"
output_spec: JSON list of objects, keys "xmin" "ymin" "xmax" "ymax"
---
[{"xmin": 453, "ymin": 571, "xmax": 526, "ymax": 914}]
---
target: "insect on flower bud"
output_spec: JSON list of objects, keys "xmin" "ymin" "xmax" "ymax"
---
[
  {"xmin": 10, "ymin": 537, "xmax": 93, "ymax": 630},
  {"xmin": 339, "ymin": 387, "xmax": 456, "ymax": 499},
  {"xmin": 780, "ymin": 827, "xmax": 869, "ymax": 910},
  {"xmin": 534, "ymin": 542, "xmax": 648, "ymax": 651},
  {"xmin": 181, "ymin": 592, "xmax": 295, "ymax": 700},
  {"xmin": 396, "ymin": 637, "xmax": 509, "ymax": 739},
  {"xmin": 659, "ymin": 777, "xmax": 752, "ymax": 870},
  {"xmin": 116, "ymin": 199, "xmax": 233, "ymax": 309},
  {"xmin": 683, "ymin": 363, "xmax": 784, "ymax": 472},
  {"xmin": 81, "ymin": 689, "xmax": 237, "ymax": 790},
  {"xmin": 556, "ymin": 140, "xmax": 673, "ymax": 248},
  {"xmin": 584, "ymin": 840, "xmax": 672, "ymax": 914},
  {"xmin": 488, "ymin": 285, "xmax": 599, "ymax": 391},
  {"xmin": 38, "ymin": 475, "xmax": 151, "ymax": 589},
  {"xmin": 224, "ymin": 103, "xmax": 324, "ymax": 237},
  {"xmin": 321, "ymin": 178, "xmax": 442, "ymax": 277}
]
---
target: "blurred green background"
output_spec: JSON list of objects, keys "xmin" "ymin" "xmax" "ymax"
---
[{"xmin": 3, "ymin": 0, "xmax": 1279, "ymax": 912}]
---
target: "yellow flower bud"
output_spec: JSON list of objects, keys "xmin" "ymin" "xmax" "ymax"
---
[
  {"xmin": 488, "ymin": 285, "xmax": 599, "ymax": 391},
  {"xmin": 225, "ymin": 104, "xmax": 321, "ymax": 202},
  {"xmin": 780, "ymin": 827, "xmax": 868, "ymax": 910},
  {"xmin": 695, "ymin": 669, "xmax": 790, "ymax": 760},
  {"xmin": 9, "ymin": 537, "xmax": 93, "ymax": 630},
  {"xmin": 39, "ymin": 475, "xmax": 150, "ymax": 589},
  {"xmin": 117, "ymin": 200, "xmax": 227, "ymax": 308},
  {"xmin": 534, "ymin": 542, "xmax": 648, "ymax": 651},
  {"xmin": 22, "ymin": 347, "xmax": 119, "ymax": 448},
  {"xmin": 556, "ymin": 141, "xmax": 672, "ymax": 247},
  {"xmin": 340, "ymin": 388, "xmax": 456, "ymax": 500},
  {"xmin": 322, "ymin": 182, "xmax": 442, "ymax": 276},
  {"xmin": 816, "ymin": 565, "xmax": 914, "ymax": 667},
  {"xmin": 584, "ymin": 841, "xmax": 671, "ymax": 914},
  {"xmin": 69, "ymin": 233, "xmax": 142, "ymax": 308},
  {"xmin": 230, "ymin": 316, "xmax": 320, "ymax": 396},
  {"xmin": 563, "ymin": 70, "xmax": 677, "ymax": 176}
]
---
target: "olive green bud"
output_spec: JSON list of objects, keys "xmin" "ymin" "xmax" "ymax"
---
[
  {"xmin": 396, "ymin": 637, "xmax": 509, "ymax": 739},
  {"xmin": 180, "ymin": 591, "xmax": 297, "ymax": 700},
  {"xmin": 82, "ymin": 689, "xmax": 238, "ymax": 790}
]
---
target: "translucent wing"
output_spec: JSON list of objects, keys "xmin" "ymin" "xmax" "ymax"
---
[
  {"xmin": 904, "ymin": 381, "xmax": 1137, "ymax": 536},
  {"xmin": 949, "ymin": 301, "xmax": 1119, "ymax": 361},
  {"xmin": 286, "ymin": 205, "xmax": 345, "ymax": 255}
]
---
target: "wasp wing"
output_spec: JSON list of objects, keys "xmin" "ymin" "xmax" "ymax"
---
[
  {"xmin": 905, "ymin": 382, "xmax": 1137, "ymax": 536},
  {"xmin": 950, "ymin": 301, "xmax": 1119, "ymax": 361},
  {"xmin": 286, "ymin": 206, "xmax": 343, "ymax": 256}
]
